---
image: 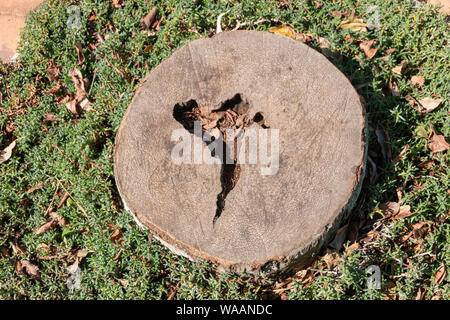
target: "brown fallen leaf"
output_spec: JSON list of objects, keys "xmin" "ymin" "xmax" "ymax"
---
[
  {"xmin": 388, "ymin": 76, "xmax": 400, "ymax": 96},
  {"xmin": 380, "ymin": 202, "xmax": 400, "ymax": 217},
  {"xmin": 410, "ymin": 75, "xmax": 425, "ymax": 87},
  {"xmin": 142, "ymin": 7, "xmax": 158, "ymax": 30},
  {"xmin": 332, "ymin": 10, "xmax": 342, "ymax": 17},
  {"xmin": 112, "ymin": 0, "xmax": 124, "ymax": 8},
  {"xmin": 20, "ymin": 260, "xmax": 40, "ymax": 279},
  {"xmin": 429, "ymin": 126, "xmax": 450, "ymax": 153},
  {"xmin": 268, "ymin": 25, "xmax": 296, "ymax": 39},
  {"xmin": 418, "ymin": 160, "xmax": 434, "ymax": 170},
  {"xmin": 345, "ymin": 242, "xmax": 360, "ymax": 254},
  {"xmin": 343, "ymin": 35, "xmax": 354, "ymax": 43},
  {"xmin": 392, "ymin": 60, "xmax": 408, "ymax": 75},
  {"xmin": 386, "ymin": 48, "xmax": 396, "ymax": 54},
  {"xmin": 405, "ymin": 94, "xmax": 418, "ymax": 109},
  {"xmin": 68, "ymin": 68, "xmax": 86, "ymax": 100},
  {"xmin": 415, "ymin": 288, "xmax": 425, "ymax": 300},
  {"xmin": 0, "ymin": 140, "xmax": 16, "ymax": 165},
  {"xmin": 47, "ymin": 59, "xmax": 60, "ymax": 82},
  {"xmin": 434, "ymin": 262, "xmax": 446, "ymax": 285},
  {"xmin": 74, "ymin": 43, "xmax": 85, "ymax": 66},
  {"xmin": 112, "ymin": 247, "xmax": 123, "ymax": 261},
  {"xmin": 57, "ymin": 192, "xmax": 70, "ymax": 209},
  {"xmin": 0, "ymin": 246, "xmax": 10, "ymax": 257},
  {"xmin": 66, "ymin": 68, "xmax": 92, "ymax": 114},
  {"xmin": 392, "ymin": 205, "xmax": 415, "ymax": 219},
  {"xmin": 43, "ymin": 113, "xmax": 62, "ymax": 124},
  {"xmin": 67, "ymin": 259, "xmax": 79, "ymax": 275},
  {"xmin": 393, "ymin": 144, "xmax": 410, "ymax": 163},
  {"xmin": 314, "ymin": 1, "xmax": 322, "ymax": 9},
  {"xmin": 49, "ymin": 211, "xmax": 66, "ymax": 227},
  {"xmin": 116, "ymin": 278, "xmax": 129, "ymax": 287},
  {"xmin": 412, "ymin": 221, "xmax": 428, "ymax": 238},
  {"xmin": 296, "ymin": 33, "xmax": 313, "ymax": 43},
  {"xmin": 323, "ymin": 252, "xmax": 341, "ymax": 269},
  {"xmin": 317, "ymin": 37, "xmax": 336, "ymax": 59},
  {"xmin": 110, "ymin": 229, "xmax": 123, "ymax": 244},
  {"xmin": 359, "ymin": 40, "xmax": 377, "ymax": 59},
  {"xmin": 35, "ymin": 220, "xmax": 56, "ymax": 235},
  {"xmin": 418, "ymin": 97, "xmax": 443, "ymax": 113},
  {"xmin": 26, "ymin": 183, "xmax": 43, "ymax": 195},
  {"xmin": 44, "ymin": 83, "xmax": 63, "ymax": 95}
]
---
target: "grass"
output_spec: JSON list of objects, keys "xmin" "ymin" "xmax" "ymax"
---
[{"xmin": 0, "ymin": 0, "xmax": 448, "ymax": 300}]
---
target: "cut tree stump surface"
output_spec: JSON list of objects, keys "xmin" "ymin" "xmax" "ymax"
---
[{"xmin": 114, "ymin": 31, "xmax": 366, "ymax": 276}]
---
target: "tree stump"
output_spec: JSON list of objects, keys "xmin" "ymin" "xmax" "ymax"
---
[{"xmin": 114, "ymin": 31, "xmax": 367, "ymax": 276}]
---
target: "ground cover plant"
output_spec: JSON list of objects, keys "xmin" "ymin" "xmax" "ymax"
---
[{"xmin": 0, "ymin": 0, "xmax": 448, "ymax": 299}]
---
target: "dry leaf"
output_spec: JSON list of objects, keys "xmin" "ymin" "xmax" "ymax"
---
[
  {"xmin": 410, "ymin": 75, "xmax": 425, "ymax": 87},
  {"xmin": 392, "ymin": 60, "xmax": 408, "ymax": 75},
  {"xmin": 429, "ymin": 127, "xmax": 449, "ymax": 153},
  {"xmin": 415, "ymin": 288, "xmax": 425, "ymax": 300},
  {"xmin": 20, "ymin": 260, "xmax": 40, "ymax": 279},
  {"xmin": 49, "ymin": 211, "xmax": 66, "ymax": 227},
  {"xmin": 323, "ymin": 252, "xmax": 341, "ymax": 269},
  {"xmin": 393, "ymin": 144, "xmax": 410, "ymax": 163},
  {"xmin": 0, "ymin": 140, "xmax": 16, "ymax": 165},
  {"xmin": 418, "ymin": 97, "xmax": 443, "ymax": 113},
  {"xmin": 386, "ymin": 48, "xmax": 396, "ymax": 54},
  {"xmin": 112, "ymin": 0, "xmax": 124, "ymax": 8},
  {"xmin": 57, "ymin": 192, "xmax": 70, "ymax": 209},
  {"xmin": 380, "ymin": 55, "xmax": 390, "ymax": 61},
  {"xmin": 67, "ymin": 259, "xmax": 79, "ymax": 275},
  {"xmin": 112, "ymin": 247, "xmax": 123, "ymax": 261},
  {"xmin": 434, "ymin": 262, "xmax": 446, "ymax": 285},
  {"xmin": 346, "ymin": 242, "xmax": 360, "ymax": 253},
  {"xmin": 110, "ymin": 229, "xmax": 123, "ymax": 244},
  {"xmin": 317, "ymin": 37, "xmax": 335, "ymax": 59},
  {"xmin": 296, "ymin": 33, "xmax": 313, "ymax": 43},
  {"xmin": 142, "ymin": 7, "xmax": 158, "ymax": 30},
  {"xmin": 47, "ymin": 59, "xmax": 60, "ymax": 82},
  {"xmin": 26, "ymin": 183, "xmax": 43, "ymax": 194},
  {"xmin": 392, "ymin": 205, "xmax": 415, "ymax": 219},
  {"xmin": 339, "ymin": 16, "xmax": 367, "ymax": 32},
  {"xmin": 66, "ymin": 99, "xmax": 78, "ymax": 115},
  {"xmin": 332, "ymin": 10, "xmax": 342, "ymax": 17},
  {"xmin": 0, "ymin": 246, "xmax": 10, "ymax": 257},
  {"xmin": 314, "ymin": 1, "xmax": 322, "ymax": 9},
  {"xmin": 388, "ymin": 76, "xmax": 400, "ymax": 96},
  {"xmin": 405, "ymin": 94, "xmax": 418, "ymax": 109},
  {"xmin": 359, "ymin": 40, "xmax": 377, "ymax": 59},
  {"xmin": 68, "ymin": 68, "xmax": 86, "ymax": 99},
  {"xmin": 74, "ymin": 43, "xmax": 85, "ymax": 66},
  {"xmin": 412, "ymin": 221, "xmax": 428, "ymax": 238},
  {"xmin": 116, "ymin": 278, "xmax": 129, "ymax": 287},
  {"xmin": 67, "ymin": 68, "xmax": 92, "ymax": 114},
  {"xmin": 380, "ymin": 202, "xmax": 400, "ymax": 217},
  {"xmin": 35, "ymin": 220, "xmax": 56, "ymax": 235},
  {"xmin": 343, "ymin": 35, "xmax": 353, "ymax": 43},
  {"xmin": 44, "ymin": 113, "xmax": 62, "ymax": 124},
  {"xmin": 75, "ymin": 249, "xmax": 92, "ymax": 263},
  {"xmin": 268, "ymin": 26, "xmax": 296, "ymax": 39}
]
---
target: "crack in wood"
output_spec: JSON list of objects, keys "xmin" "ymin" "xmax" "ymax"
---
[{"xmin": 173, "ymin": 94, "xmax": 269, "ymax": 226}]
